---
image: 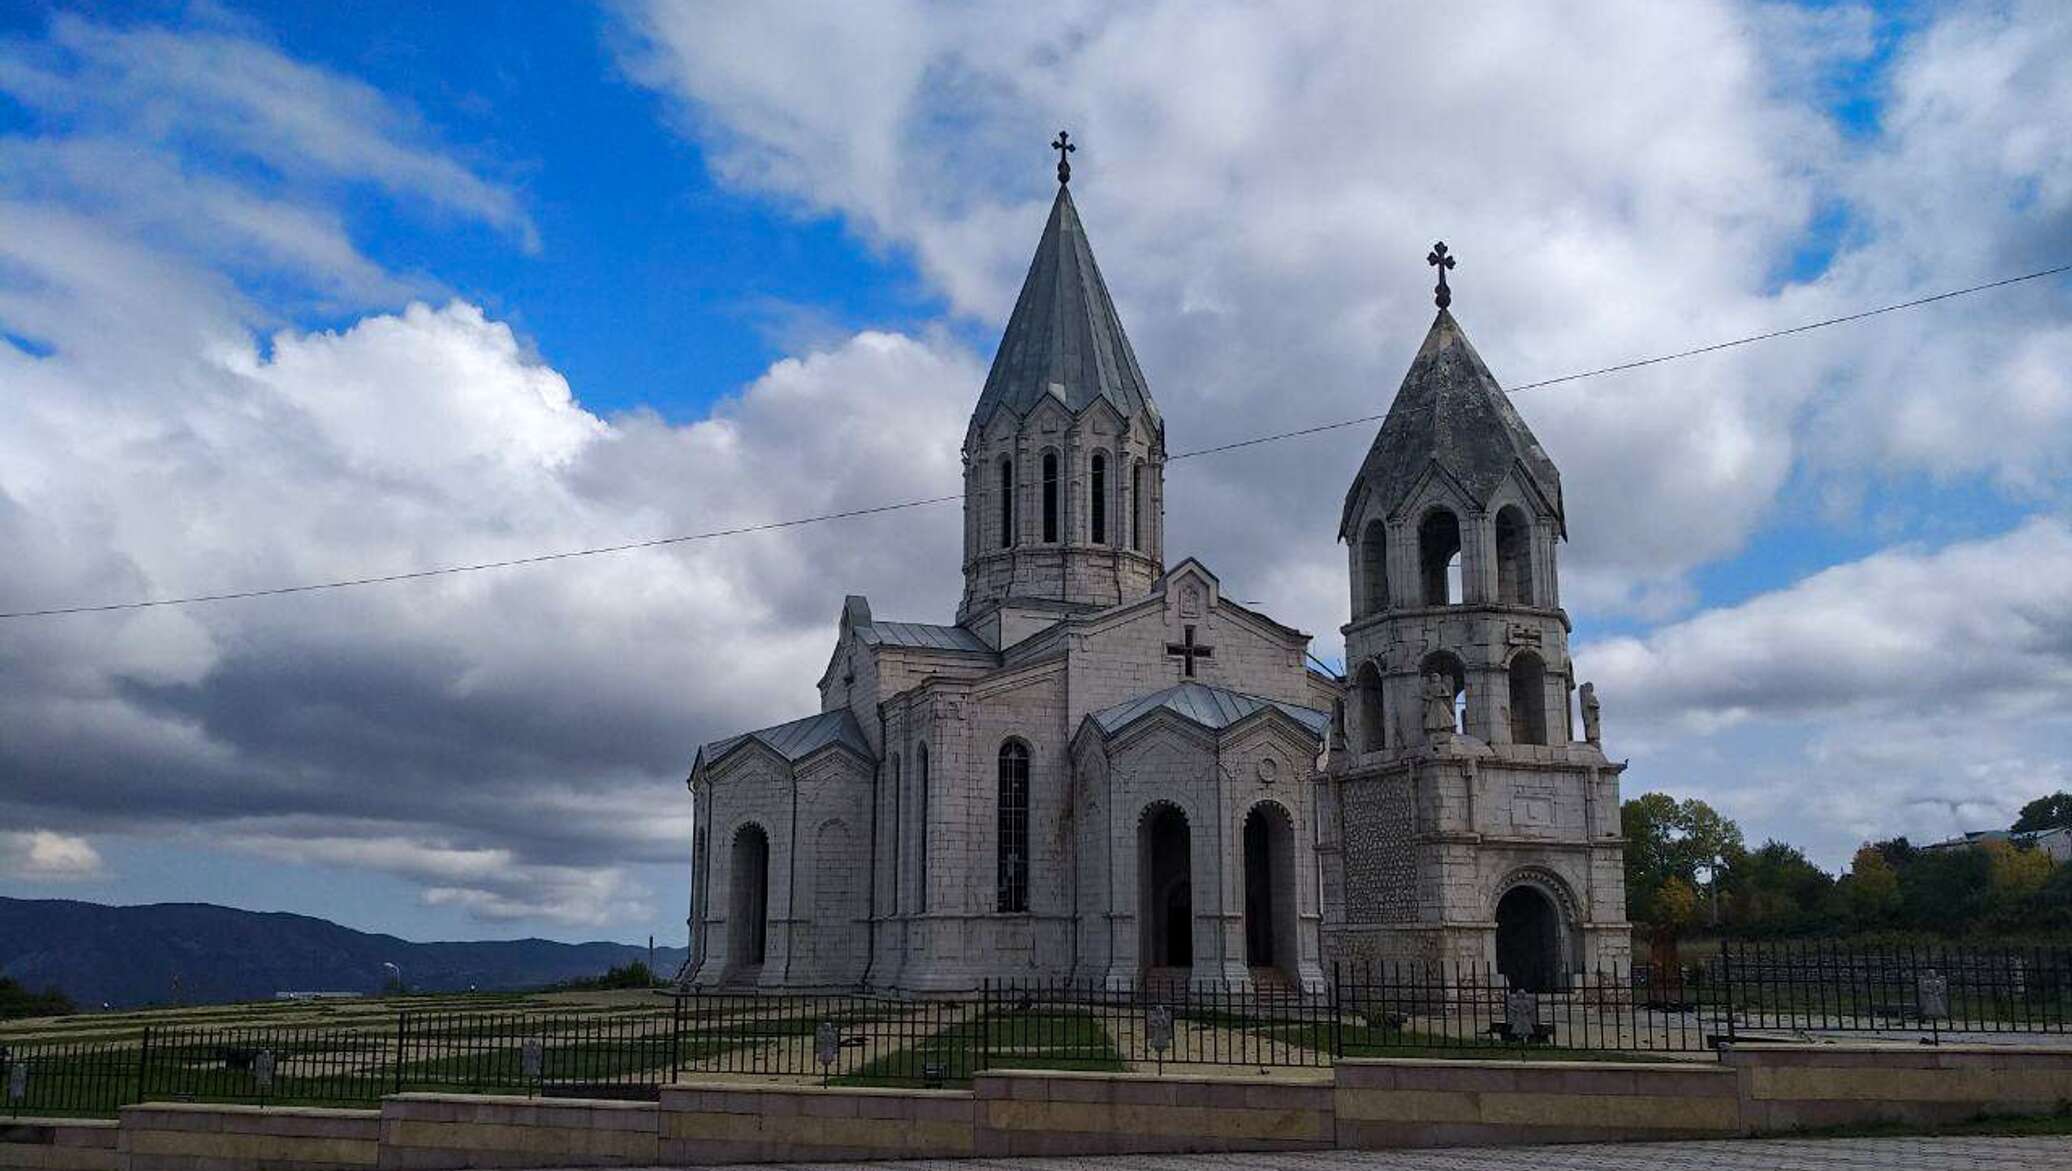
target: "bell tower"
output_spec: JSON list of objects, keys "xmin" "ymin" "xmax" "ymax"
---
[
  {"xmin": 1317, "ymin": 245, "xmax": 1629, "ymax": 985},
  {"xmin": 957, "ymin": 134, "xmax": 1166, "ymax": 633}
]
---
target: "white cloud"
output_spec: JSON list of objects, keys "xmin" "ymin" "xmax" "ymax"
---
[
  {"xmin": 0, "ymin": 831, "xmax": 105, "ymax": 881},
  {"xmin": 1578, "ymin": 518, "xmax": 2072, "ymax": 865}
]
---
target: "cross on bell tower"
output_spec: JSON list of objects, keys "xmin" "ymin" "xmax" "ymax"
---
[
  {"xmin": 1427, "ymin": 241, "xmax": 1456, "ymax": 309},
  {"xmin": 1166, "ymin": 624, "xmax": 1213, "ymax": 677},
  {"xmin": 1051, "ymin": 130, "xmax": 1075, "ymax": 185}
]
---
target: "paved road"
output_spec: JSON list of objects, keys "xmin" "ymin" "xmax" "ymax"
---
[{"xmin": 625, "ymin": 1136, "xmax": 2071, "ymax": 1170}]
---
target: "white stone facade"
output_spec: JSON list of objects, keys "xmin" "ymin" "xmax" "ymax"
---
[{"xmin": 679, "ymin": 187, "xmax": 1628, "ymax": 995}]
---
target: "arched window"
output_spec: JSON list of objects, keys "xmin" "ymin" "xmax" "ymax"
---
[
  {"xmin": 997, "ymin": 457, "xmax": 1014, "ymax": 549},
  {"xmin": 996, "ymin": 740, "xmax": 1031, "ymax": 913},
  {"xmin": 1090, "ymin": 452, "xmax": 1107, "ymax": 544},
  {"xmin": 1495, "ymin": 506, "xmax": 1534, "ymax": 605},
  {"xmin": 1355, "ymin": 661, "xmax": 1385, "ymax": 753},
  {"xmin": 1419, "ymin": 508, "xmax": 1463, "ymax": 606},
  {"xmin": 914, "ymin": 744, "xmax": 930, "ymax": 912},
  {"xmin": 1421, "ymin": 651, "xmax": 1468, "ymax": 736},
  {"xmin": 1360, "ymin": 519, "xmax": 1389, "ymax": 616},
  {"xmin": 1509, "ymin": 652, "xmax": 1548, "ymax": 745},
  {"xmin": 1041, "ymin": 452, "xmax": 1059, "ymax": 543}
]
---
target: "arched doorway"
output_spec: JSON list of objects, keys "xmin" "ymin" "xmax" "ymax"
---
[
  {"xmin": 728, "ymin": 825, "xmax": 770, "ymax": 976},
  {"xmin": 1242, "ymin": 803, "xmax": 1298, "ymax": 975},
  {"xmin": 1139, "ymin": 805, "xmax": 1192, "ymax": 970},
  {"xmin": 1494, "ymin": 884, "xmax": 1563, "ymax": 992}
]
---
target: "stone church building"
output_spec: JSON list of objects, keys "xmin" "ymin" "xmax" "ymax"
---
[{"xmin": 681, "ymin": 164, "xmax": 1627, "ymax": 995}]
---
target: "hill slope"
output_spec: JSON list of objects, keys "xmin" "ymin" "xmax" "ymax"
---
[{"xmin": 0, "ymin": 897, "xmax": 686, "ymax": 1008}]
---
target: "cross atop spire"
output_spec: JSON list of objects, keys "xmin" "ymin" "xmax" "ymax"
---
[
  {"xmin": 1051, "ymin": 130, "xmax": 1075, "ymax": 185},
  {"xmin": 1427, "ymin": 241, "xmax": 1456, "ymax": 310}
]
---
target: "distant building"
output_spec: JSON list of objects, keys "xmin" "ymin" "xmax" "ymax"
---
[
  {"xmin": 1921, "ymin": 826, "xmax": 2072, "ymax": 863},
  {"xmin": 273, "ymin": 991, "xmax": 365, "ymax": 1001}
]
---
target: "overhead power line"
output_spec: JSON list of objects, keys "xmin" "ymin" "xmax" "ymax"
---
[{"xmin": 3, "ymin": 261, "xmax": 2066, "ymax": 621}]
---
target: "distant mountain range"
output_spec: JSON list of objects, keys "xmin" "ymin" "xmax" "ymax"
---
[{"xmin": 0, "ymin": 897, "xmax": 686, "ymax": 1008}]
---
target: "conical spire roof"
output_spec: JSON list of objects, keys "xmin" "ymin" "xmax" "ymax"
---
[
  {"xmin": 1340, "ymin": 309, "xmax": 1564, "ymax": 538},
  {"xmin": 969, "ymin": 185, "xmax": 1157, "ymax": 432}
]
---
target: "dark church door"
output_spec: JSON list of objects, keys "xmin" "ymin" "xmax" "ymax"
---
[
  {"xmin": 1495, "ymin": 886, "xmax": 1562, "ymax": 992},
  {"xmin": 1243, "ymin": 810, "xmax": 1274, "ymax": 966},
  {"xmin": 1142, "ymin": 805, "xmax": 1193, "ymax": 968}
]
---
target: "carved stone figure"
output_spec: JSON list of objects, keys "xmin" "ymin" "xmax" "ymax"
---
[
  {"xmin": 1580, "ymin": 681, "xmax": 1601, "ymax": 745},
  {"xmin": 1422, "ymin": 672, "xmax": 1456, "ymax": 738}
]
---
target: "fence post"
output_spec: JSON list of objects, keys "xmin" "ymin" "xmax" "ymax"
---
[
  {"xmin": 393, "ymin": 1012, "xmax": 407, "ymax": 1094},
  {"xmin": 1716, "ymin": 939, "xmax": 1734, "ymax": 1049},
  {"xmin": 669, "ymin": 994, "xmax": 683, "ymax": 1085},
  {"xmin": 135, "ymin": 1025, "xmax": 152, "ymax": 1106},
  {"xmin": 1330, "ymin": 961, "xmax": 1344, "ymax": 1060}
]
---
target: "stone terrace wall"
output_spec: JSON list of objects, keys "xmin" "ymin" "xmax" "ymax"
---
[
  {"xmin": 10, "ymin": 1045, "xmax": 2072, "ymax": 1169},
  {"xmin": 118, "ymin": 1104, "xmax": 377, "ymax": 1171},
  {"xmin": 0, "ymin": 1119, "xmax": 117, "ymax": 1171}
]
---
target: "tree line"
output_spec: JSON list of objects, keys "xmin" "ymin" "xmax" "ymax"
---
[{"xmin": 1623, "ymin": 791, "xmax": 2072, "ymax": 940}]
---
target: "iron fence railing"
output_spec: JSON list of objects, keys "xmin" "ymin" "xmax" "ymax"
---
[{"xmin": 7, "ymin": 941, "xmax": 2071, "ymax": 1117}]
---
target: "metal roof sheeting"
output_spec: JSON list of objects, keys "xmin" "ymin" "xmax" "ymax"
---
[
  {"xmin": 703, "ymin": 708, "xmax": 872, "ymax": 767},
  {"xmin": 857, "ymin": 621, "xmax": 993, "ymax": 654},
  {"xmin": 1091, "ymin": 681, "xmax": 1330, "ymax": 738}
]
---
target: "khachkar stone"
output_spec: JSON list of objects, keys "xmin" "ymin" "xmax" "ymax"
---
[{"xmin": 1317, "ymin": 244, "xmax": 1631, "ymax": 986}]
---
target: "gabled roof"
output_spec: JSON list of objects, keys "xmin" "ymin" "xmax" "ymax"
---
[
  {"xmin": 969, "ymin": 185, "xmax": 1158, "ymax": 432},
  {"xmin": 1090, "ymin": 680, "xmax": 1330, "ymax": 739},
  {"xmin": 698, "ymin": 708, "xmax": 871, "ymax": 773},
  {"xmin": 1340, "ymin": 309, "xmax": 1564, "ymax": 538},
  {"xmin": 855, "ymin": 621, "xmax": 993, "ymax": 655}
]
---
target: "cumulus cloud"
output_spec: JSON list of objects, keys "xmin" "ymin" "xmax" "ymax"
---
[
  {"xmin": 1579, "ymin": 519, "xmax": 2072, "ymax": 864},
  {"xmin": 0, "ymin": 15, "xmax": 976, "ymax": 928},
  {"xmin": 0, "ymin": 831, "xmax": 105, "ymax": 882},
  {"xmin": 617, "ymin": 0, "xmax": 2072, "ymax": 622}
]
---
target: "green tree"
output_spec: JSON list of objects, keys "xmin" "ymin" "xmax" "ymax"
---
[
  {"xmin": 0, "ymin": 977, "xmax": 75, "ymax": 1020},
  {"xmin": 1982, "ymin": 838, "xmax": 2054, "ymax": 913},
  {"xmin": 1842, "ymin": 844, "xmax": 1900, "ymax": 926},
  {"xmin": 1621, "ymin": 793, "xmax": 1745, "ymax": 923},
  {"xmin": 1728, "ymin": 840, "xmax": 1836, "ymax": 935},
  {"xmin": 2012, "ymin": 792, "xmax": 2072, "ymax": 833},
  {"xmin": 1897, "ymin": 846, "xmax": 1993, "ymax": 929}
]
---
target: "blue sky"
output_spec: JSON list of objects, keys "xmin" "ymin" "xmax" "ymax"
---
[{"xmin": 1, "ymin": 1, "xmax": 2068, "ymax": 947}]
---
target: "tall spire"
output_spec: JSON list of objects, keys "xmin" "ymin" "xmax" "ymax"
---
[
  {"xmin": 1339, "ymin": 306, "xmax": 1564, "ymax": 539},
  {"xmin": 967, "ymin": 149, "xmax": 1157, "ymax": 433}
]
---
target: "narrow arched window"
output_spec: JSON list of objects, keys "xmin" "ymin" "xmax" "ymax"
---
[
  {"xmin": 998, "ymin": 457, "xmax": 1014, "ymax": 549},
  {"xmin": 997, "ymin": 740, "xmax": 1031, "ymax": 913},
  {"xmin": 1041, "ymin": 452, "xmax": 1059, "ymax": 543},
  {"xmin": 1355, "ymin": 662, "xmax": 1385, "ymax": 753},
  {"xmin": 1509, "ymin": 652, "xmax": 1548, "ymax": 745},
  {"xmin": 1131, "ymin": 461, "xmax": 1144, "ymax": 550},
  {"xmin": 1495, "ymin": 505, "xmax": 1534, "ymax": 605},
  {"xmin": 1360, "ymin": 519, "xmax": 1389, "ymax": 616},
  {"xmin": 1419, "ymin": 508, "xmax": 1463, "ymax": 606},
  {"xmin": 915, "ymin": 744, "xmax": 930, "ymax": 912},
  {"xmin": 1090, "ymin": 453, "xmax": 1107, "ymax": 545}
]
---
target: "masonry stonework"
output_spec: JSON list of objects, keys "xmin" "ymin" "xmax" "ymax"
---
[{"xmin": 680, "ymin": 179, "xmax": 1625, "ymax": 994}]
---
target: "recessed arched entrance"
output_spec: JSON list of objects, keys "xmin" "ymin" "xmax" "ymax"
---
[
  {"xmin": 1242, "ymin": 802, "xmax": 1298, "ymax": 976},
  {"xmin": 1494, "ymin": 884, "xmax": 1563, "ymax": 992},
  {"xmin": 1139, "ymin": 804, "xmax": 1192, "ymax": 971},
  {"xmin": 728, "ymin": 824, "xmax": 770, "ymax": 977}
]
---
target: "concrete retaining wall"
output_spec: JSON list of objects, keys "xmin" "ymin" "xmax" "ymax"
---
[
  {"xmin": 974, "ymin": 1070, "xmax": 1336, "ymax": 1157},
  {"xmin": 118, "ymin": 1104, "xmax": 378, "ymax": 1171},
  {"xmin": 0, "ymin": 1119, "xmax": 118, "ymax": 1171},
  {"xmin": 658, "ymin": 1082, "xmax": 974, "ymax": 1164},
  {"xmin": 379, "ymin": 1095, "xmax": 657, "ymax": 1169},
  {"xmin": 1727, "ymin": 1043, "xmax": 2072, "ymax": 1132},
  {"xmin": 6, "ymin": 1045, "xmax": 2070, "ymax": 1169},
  {"xmin": 1336, "ymin": 1058, "xmax": 1741, "ymax": 1148}
]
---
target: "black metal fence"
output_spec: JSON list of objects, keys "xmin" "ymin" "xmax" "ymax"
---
[{"xmin": 7, "ymin": 942, "xmax": 2071, "ymax": 1117}]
